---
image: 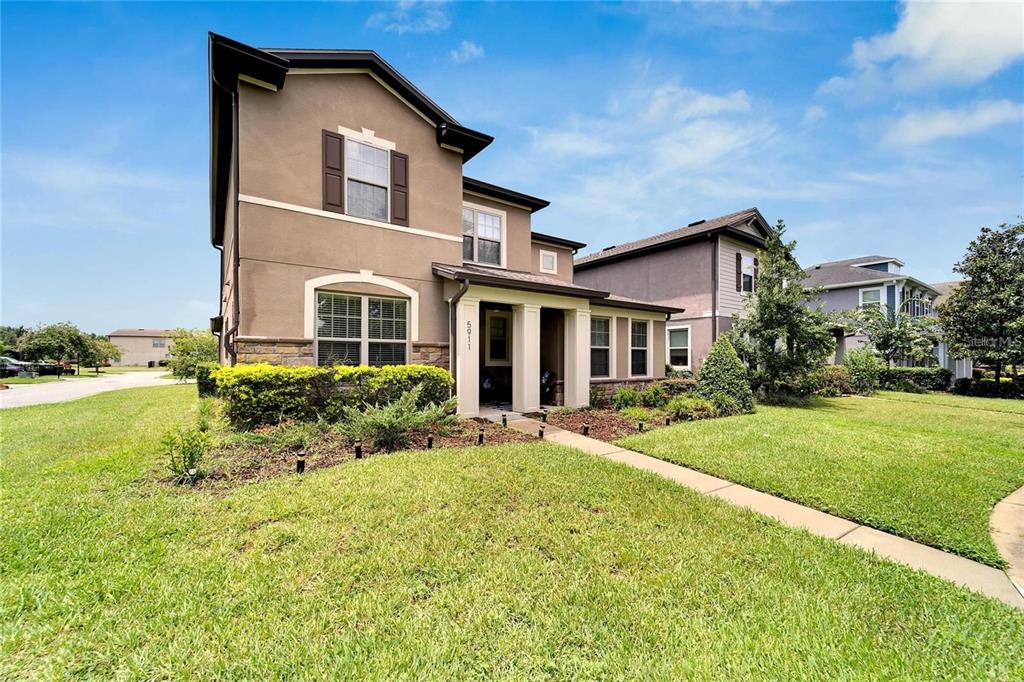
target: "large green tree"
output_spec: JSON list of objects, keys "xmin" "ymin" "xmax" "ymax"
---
[
  {"xmin": 167, "ymin": 329, "xmax": 218, "ymax": 380},
  {"xmin": 18, "ymin": 323, "xmax": 91, "ymax": 365},
  {"xmin": 853, "ymin": 304, "xmax": 940, "ymax": 368},
  {"xmin": 938, "ymin": 222, "xmax": 1024, "ymax": 383},
  {"xmin": 732, "ymin": 220, "xmax": 837, "ymax": 401}
]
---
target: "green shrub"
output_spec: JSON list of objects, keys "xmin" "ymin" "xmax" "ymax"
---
[
  {"xmin": 214, "ymin": 363, "xmax": 454, "ymax": 430},
  {"xmin": 611, "ymin": 386, "xmax": 642, "ymax": 410},
  {"xmin": 659, "ymin": 378, "xmax": 698, "ymax": 396},
  {"xmin": 813, "ymin": 365, "xmax": 852, "ymax": 397},
  {"xmin": 167, "ymin": 329, "xmax": 218, "ymax": 380},
  {"xmin": 639, "ymin": 384, "xmax": 669, "ymax": 408},
  {"xmin": 665, "ymin": 366, "xmax": 694, "ymax": 379},
  {"xmin": 164, "ymin": 427, "xmax": 209, "ymax": 484},
  {"xmin": 666, "ymin": 395, "xmax": 717, "ymax": 421},
  {"xmin": 196, "ymin": 362, "xmax": 219, "ymax": 398},
  {"xmin": 952, "ymin": 377, "xmax": 1023, "ymax": 399},
  {"xmin": 879, "ymin": 367, "xmax": 952, "ymax": 392},
  {"xmin": 709, "ymin": 392, "xmax": 741, "ymax": 417},
  {"xmin": 338, "ymin": 385, "xmax": 458, "ymax": 452},
  {"xmin": 843, "ymin": 348, "xmax": 881, "ymax": 395},
  {"xmin": 695, "ymin": 337, "xmax": 754, "ymax": 413},
  {"xmin": 590, "ymin": 383, "xmax": 609, "ymax": 408}
]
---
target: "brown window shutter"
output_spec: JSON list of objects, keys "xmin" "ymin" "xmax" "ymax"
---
[
  {"xmin": 322, "ymin": 130, "xmax": 344, "ymax": 213},
  {"xmin": 735, "ymin": 252, "xmax": 742, "ymax": 292},
  {"xmin": 753, "ymin": 257, "xmax": 759, "ymax": 291},
  {"xmin": 390, "ymin": 150, "xmax": 409, "ymax": 226}
]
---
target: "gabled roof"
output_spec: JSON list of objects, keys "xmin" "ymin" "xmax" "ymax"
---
[
  {"xmin": 803, "ymin": 256, "xmax": 939, "ymax": 294},
  {"xmin": 574, "ymin": 207, "xmax": 771, "ymax": 271},
  {"xmin": 209, "ymin": 33, "xmax": 494, "ymax": 246}
]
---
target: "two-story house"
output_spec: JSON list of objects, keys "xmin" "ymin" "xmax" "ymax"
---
[
  {"xmin": 207, "ymin": 34, "xmax": 677, "ymax": 416},
  {"xmin": 804, "ymin": 255, "xmax": 972, "ymax": 378},
  {"xmin": 573, "ymin": 208, "xmax": 772, "ymax": 373}
]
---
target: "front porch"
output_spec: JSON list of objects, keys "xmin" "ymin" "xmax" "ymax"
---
[{"xmin": 453, "ymin": 284, "xmax": 591, "ymax": 416}]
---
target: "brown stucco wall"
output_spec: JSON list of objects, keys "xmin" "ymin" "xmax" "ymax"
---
[
  {"xmin": 239, "ymin": 74, "xmax": 463, "ymax": 239},
  {"xmin": 461, "ymin": 193, "xmax": 533, "ymax": 271},
  {"xmin": 530, "ymin": 242, "xmax": 574, "ymax": 282}
]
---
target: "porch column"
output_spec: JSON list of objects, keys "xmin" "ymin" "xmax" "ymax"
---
[
  {"xmin": 512, "ymin": 303, "xmax": 541, "ymax": 413},
  {"xmin": 455, "ymin": 297, "xmax": 480, "ymax": 416},
  {"xmin": 563, "ymin": 308, "xmax": 591, "ymax": 408}
]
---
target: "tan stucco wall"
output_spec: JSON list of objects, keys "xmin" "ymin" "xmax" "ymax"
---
[
  {"xmin": 530, "ymin": 242, "xmax": 574, "ymax": 282},
  {"xmin": 239, "ymin": 74, "xmax": 463, "ymax": 239},
  {"xmin": 110, "ymin": 336, "xmax": 171, "ymax": 366},
  {"xmin": 461, "ymin": 193, "xmax": 533, "ymax": 271}
]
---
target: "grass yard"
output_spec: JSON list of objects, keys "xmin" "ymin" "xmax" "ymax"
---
[
  {"xmin": 2, "ymin": 386, "xmax": 1023, "ymax": 678},
  {"xmin": 0, "ymin": 374, "xmax": 96, "ymax": 384},
  {"xmin": 872, "ymin": 390, "xmax": 1024, "ymax": 415},
  {"xmin": 621, "ymin": 393, "xmax": 1024, "ymax": 567}
]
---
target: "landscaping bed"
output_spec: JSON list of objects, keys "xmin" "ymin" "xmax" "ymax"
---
[{"xmin": 540, "ymin": 407, "xmax": 672, "ymax": 442}]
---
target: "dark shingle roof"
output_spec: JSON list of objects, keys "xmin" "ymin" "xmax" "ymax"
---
[{"xmin": 574, "ymin": 207, "xmax": 770, "ymax": 270}]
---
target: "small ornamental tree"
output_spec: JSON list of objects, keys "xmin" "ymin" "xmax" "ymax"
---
[
  {"xmin": 854, "ymin": 304, "xmax": 940, "ymax": 368},
  {"xmin": 733, "ymin": 220, "xmax": 837, "ymax": 401},
  {"xmin": 695, "ymin": 336, "xmax": 754, "ymax": 413},
  {"xmin": 939, "ymin": 221, "xmax": 1024, "ymax": 384},
  {"xmin": 18, "ymin": 323, "xmax": 92, "ymax": 368},
  {"xmin": 80, "ymin": 336, "xmax": 122, "ymax": 373},
  {"xmin": 167, "ymin": 329, "xmax": 218, "ymax": 380},
  {"xmin": 843, "ymin": 346, "xmax": 881, "ymax": 395}
]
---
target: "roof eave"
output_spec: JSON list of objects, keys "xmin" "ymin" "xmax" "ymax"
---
[
  {"xmin": 575, "ymin": 225, "xmax": 766, "ymax": 271},
  {"xmin": 531, "ymin": 231, "xmax": 586, "ymax": 250},
  {"xmin": 463, "ymin": 176, "xmax": 549, "ymax": 212},
  {"xmin": 432, "ymin": 264, "xmax": 609, "ymax": 299}
]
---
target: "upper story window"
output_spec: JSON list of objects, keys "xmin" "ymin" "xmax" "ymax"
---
[
  {"xmin": 859, "ymin": 287, "xmax": 882, "ymax": 310},
  {"xmin": 346, "ymin": 140, "xmax": 389, "ymax": 221},
  {"xmin": 539, "ymin": 249, "xmax": 558, "ymax": 274},
  {"xmin": 741, "ymin": 255, "xmax": 755, "ymax": 293},
  {"xmin": 463, "ymin": 205, "xmax": 504, "ymax": 266},
  {"xmin": 152, "ymin": 338, "xmax": 166, "ymax": 349}
]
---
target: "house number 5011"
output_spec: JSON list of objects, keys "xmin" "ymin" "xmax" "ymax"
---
[{"xmin": 465, "ymin": 320, "xmax": 472, "ymax": 350}]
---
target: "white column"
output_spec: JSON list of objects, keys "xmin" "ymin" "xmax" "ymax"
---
[
  {"xmin": 563, "ymin": 308, "xmax": 591, "ymax": 408},
  {"xmin": 455, "ymin": 297, "xmax": 480, "ymax": 416},
  {"xmin": 512, "ymin": 303, "xmax": 541, "ymax": 413}
]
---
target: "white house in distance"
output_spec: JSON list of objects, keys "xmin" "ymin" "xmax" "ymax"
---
[{"xmin": 107, "ymin": 329, "xmax": 174, "ymax": 366}]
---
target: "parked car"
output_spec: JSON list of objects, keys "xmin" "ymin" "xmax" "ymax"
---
[{"xmin": 0, "ymin": 356, "xmax": 34, "ymax": 378}]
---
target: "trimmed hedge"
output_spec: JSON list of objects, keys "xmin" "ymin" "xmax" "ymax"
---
[
  {"xmin": 196, "ymin": 362, "xmax": 219, "ymax": 398},
  {"xmin": 813, "ymin": 365, "xmax": 852, "ymax": 397},
  {"xmin": 953, "ymin": 377, "xmax": 1023, "ymax": 399},
  {"xmin": 213, "ymin": 363, "xmax": 454, "ymax": 429},
  {"xmin": 659, "ymin": 378, "xmax": 698, "ymax": 396},
  {"xmin": 843, "ymin": 348, "xmax": 881, "ymax": 395},
  {"xmin": 879, "ymin": 367, "xmax": 953, "ymax": 392},
  {"xmin": 695, "ymin": 337, "xmax": 754, "ymax": 413}
]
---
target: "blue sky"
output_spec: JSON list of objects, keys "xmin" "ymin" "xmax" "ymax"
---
[{"xmin": 2, "ymin": 1, "xmax": 1022, "ymax": 333}]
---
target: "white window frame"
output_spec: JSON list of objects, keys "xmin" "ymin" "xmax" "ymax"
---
[
  {"xmin": 539, "ymin": 249, "xmax": 558, "ymax": 275},
  {"xmin": 462, "ymin": 202, "xmax": 507, "ymax": 269},
  {"xmin": 342, "ymin": 129, "xmax": 392, "ymax": 223},
  {"xmin": 629, "ymin": 318, "xmax": 651, "ymax": 378},
  {"xmin": 315, "ymin": 291, "xmax": 410, "ymax": 367},
  {"xmin": 152, "ymin": 338, "xmax": 166, "ymax": 349},
  {"xmin": 484, "ymin": 310, "xmax": 512, "ymax": 367},
  {"xmin": 741, "ymin": 254, "xmax": 755, "ymax": 293},
  {"xmin": 859, "ymin": 286, "xmax": 884, "ymax": 310},
  {"xmin": 666, "ymin": 325, "xmax": 691, "ymax": 371},
  {"xmin": 590, "ymin": 316, "xmax": 612, "ymax": 378}
]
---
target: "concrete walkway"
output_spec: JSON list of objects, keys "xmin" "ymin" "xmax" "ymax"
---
[
  {"xmin": 992, "ymin": 484, "xmax": 1024, "ymax": 594},
  {"xmin": 0, "ymin": 371, "xmax": 178, "ymax": 409},
  {"xmin": 507, "ymin": 416, "xmax": 1024, "ymax": 609}
]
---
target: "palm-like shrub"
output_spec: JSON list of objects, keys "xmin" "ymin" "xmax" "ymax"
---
[
  {"xmin": 338, "ymin": 385, "xmax": 458, "ymax": 452},
  {"xmin": 696, "ymin": 337, "xmax": 754, "ymax": 413}
]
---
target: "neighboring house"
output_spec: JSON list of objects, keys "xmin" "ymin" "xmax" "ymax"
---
[
  {"xmin": 803, "ymin": 256, "xmax": 971, "ymax": 378},
  {"xmin": 207, "ymin": 34, "xmax": 676, "ymax": 416},
  {"xmin": 574, "ymin": 208, "xmax": 772, "ymax": 374},
  {"xmin": 108, "ymin": 329, "xmax": 174, "ymax": 366}
]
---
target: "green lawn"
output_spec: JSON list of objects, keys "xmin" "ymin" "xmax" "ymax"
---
[
  {"xmin": 1, "ymin": 374, "xmax": 96, "ymax": 384},
  {"xmin": 2, "ymin": 386, "xmax": 1022, "ymax": 678},
  {"xmin": 872, "ymin": 390, "xmax": 1024, "ymax": 415},
  {"xmin": 621, "ymin": 393, "xmax": 1024, "ymax": 566}
]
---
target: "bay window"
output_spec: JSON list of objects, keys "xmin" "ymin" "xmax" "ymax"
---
[
  {"xmin": 590, "ymin": 317, "xmax": 611, "ymax": 378},
  {"xmin": 630, "ymin": 320, "xmax": 649, "ymax": 377},
  {"xmin": 316, "ymin": 292, "xmax": 407, "ymax": 366},
  {"xmin": 463, "ymin": 206, "xmax": 503, "ymax": 266}
]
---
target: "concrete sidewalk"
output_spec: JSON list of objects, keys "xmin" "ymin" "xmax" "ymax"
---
[
  {"xmin": 508, "ymin": 416, "xmax": 1024, "ymax": 609},
  {"xmin": 0, "ymin": 371, "xmax": 179, "ymax": 409}
]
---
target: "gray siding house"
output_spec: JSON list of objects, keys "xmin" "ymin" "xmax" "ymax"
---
[
  {"xmin": 804, "ymin": 255, "xmax": 971, "ymax": 378},
  {"xmin": 574, "ymin": 208, "xmax": 771, "ymax": 373}
]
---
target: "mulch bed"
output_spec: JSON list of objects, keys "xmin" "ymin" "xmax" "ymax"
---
[
  {"xmin": 539, "ymin": 408, "xmax": 672, "ymax": 443},
  {"xmin": 197, "ymin": 418, "xmax": 535, "ymax": 487}
]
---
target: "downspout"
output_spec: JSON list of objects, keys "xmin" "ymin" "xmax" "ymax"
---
[
  {"xmin": 447, "ymin": 278, "xmax": 471, "ymax": 394},
  {"xmin": 711, "ymin": 235, "xmax": 719, "ymax": 339},
  {"xmin": 212, "ymin": 72, "xmax": 241, "ymax": 365}
]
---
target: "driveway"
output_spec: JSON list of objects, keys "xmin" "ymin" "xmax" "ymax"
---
[{"xmin": 0, "ymin": 371, "xmax": 179, "ymax": 409}]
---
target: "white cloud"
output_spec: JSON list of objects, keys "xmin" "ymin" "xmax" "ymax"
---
[
  {"xmin": 824, "ymin": 1, "xmax": 1024, "ymax": 93},
  {"xmin": 802, "ymin": 105, "xmax": 826, "ymax": 126},
  {"xmin": 882, "ymin": 99, "xmax": 1024, "ymax": 146},
  {"xmin": 366, "ymin": 1, "xmax": 450, "ymax": 35},
  {"xmin": 450, "ymin": 40, "xmax": 484, "ymax": 64}
]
